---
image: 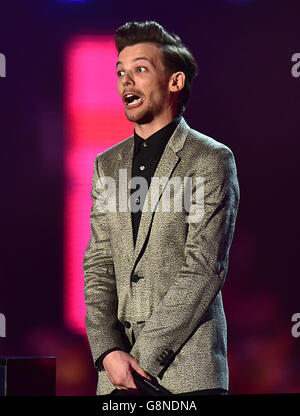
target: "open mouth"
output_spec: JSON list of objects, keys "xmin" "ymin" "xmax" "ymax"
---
[{"xmin": 124, "ymin": 93, "xmax": 143, "ymax": 108}]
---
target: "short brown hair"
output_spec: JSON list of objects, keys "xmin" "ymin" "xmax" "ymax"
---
[{"xmin": 115, "ymin": 21, "xmax": 198, "ymax": 116}]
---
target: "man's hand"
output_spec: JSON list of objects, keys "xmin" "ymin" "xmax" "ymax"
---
[{"xmin": 102, "ymin": 350, "xmax": 153, "ymax": 390}]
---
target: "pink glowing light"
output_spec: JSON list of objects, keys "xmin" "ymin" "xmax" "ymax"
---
[{"xmin": 64, "ymin": 35, "xmax": 132, "ymax": 333}]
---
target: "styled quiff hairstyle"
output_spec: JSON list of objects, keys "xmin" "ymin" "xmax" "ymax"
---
[{"xmin": 115, "ymin": 21, "xmax": 198, "ymax": 116}]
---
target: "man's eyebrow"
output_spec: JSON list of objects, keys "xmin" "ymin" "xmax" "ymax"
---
[
  {"xmin": 116, "ymin": 56, "xmax": 155, "ymax": 68},
  {"xmin": 133, "ymin": 56, "xmax": 155, "ymax": 66}
]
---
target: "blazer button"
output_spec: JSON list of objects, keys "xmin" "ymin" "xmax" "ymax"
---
[
  {"xmin": 157, "ymin": 348, "xmax": 175, "ymax": 366},
  {"xmin": 124, "ymin": 321, "xmax": 131, "ymax": 328}
]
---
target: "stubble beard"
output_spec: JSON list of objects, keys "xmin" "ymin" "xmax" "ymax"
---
[
  {"xmin": 125, "ymin": 109, "xmax": 154, "ymax": 125},
  {"xmin": 124, "ymin": 97, "xmax": 164, "ymax": 125},
  {"xmin": 124, "ymin": 102, "xmax": 154, "ymax": 125}
]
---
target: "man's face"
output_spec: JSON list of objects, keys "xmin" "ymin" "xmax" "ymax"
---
[{"xmin": 116, "ymin": 43, "xmax": 171, "ymax": 124}]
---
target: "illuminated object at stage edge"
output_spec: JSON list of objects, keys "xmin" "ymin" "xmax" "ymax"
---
[{"xmin": 64, "ymin": 35, "xmax": 132, "ymax": 333}]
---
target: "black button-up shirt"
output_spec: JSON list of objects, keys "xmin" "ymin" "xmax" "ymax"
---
[
  {"xmin": 95, "ymin": 116, "xmax": 181, "ymax": 371},
  {"xmin": 130, "ymin": 116, "xmax": 181, "ymax": 246}
]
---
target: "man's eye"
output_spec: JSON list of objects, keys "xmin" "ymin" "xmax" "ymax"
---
[
  {"xmin": 117, "ymin": 70, "xmax": 124, "ymax": 77},
  {"xmin": 137, "ymin": 66, "xmax": 146, "ymax": 73}
]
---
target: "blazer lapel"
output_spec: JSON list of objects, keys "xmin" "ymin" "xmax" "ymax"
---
[
  {"xmin": 115, "ymin": 137, "xmax": 135, "ymax": 269},
  {"xmin": 114, "ymin": 117, "xmax": 190, "ymax": 272},
  {"xmin": 133, "ymin": 117, "xmax": 190, "ymax": 263}
]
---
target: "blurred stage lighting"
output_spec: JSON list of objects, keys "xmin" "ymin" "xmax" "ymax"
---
[{"xmin": 63, "ymin": 35, "xmax": 132, "ymax": 333}]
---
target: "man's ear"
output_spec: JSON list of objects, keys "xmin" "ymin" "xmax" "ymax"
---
[{"xmin": 169, "ymin": 72, "xmax": 185, "ymax": 92}]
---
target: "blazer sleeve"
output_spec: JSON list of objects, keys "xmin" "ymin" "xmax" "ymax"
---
[
  {"xmin": 83, "ymin": 155, "xmax": 126, "ymax": 367},
  {"xmin": 129, "ymin": 146, "xmax": 240, "ymax": 378}
]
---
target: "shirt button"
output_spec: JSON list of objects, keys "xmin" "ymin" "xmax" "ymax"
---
[
  {"xmin": 140, "ymin": 165, "xmax": 145, "ymax": 171},
  {"xmin": 142, "ymin": 142, "xmax": 147, "ymax": 147},
  {"xmin": 135, "ymin": 197, "xmax": 140, "ymax": 203}
]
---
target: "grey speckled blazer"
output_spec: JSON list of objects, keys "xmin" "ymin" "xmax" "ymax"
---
[{"xmin": 83, "ymin": 117, "xmax": 240, "ymax": 395}]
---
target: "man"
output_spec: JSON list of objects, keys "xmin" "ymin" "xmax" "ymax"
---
[{"xmin": 83, "ymin": 21, "xmax": 240, "ymax": 396}]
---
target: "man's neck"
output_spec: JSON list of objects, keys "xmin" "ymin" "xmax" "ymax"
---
[{"xmin": 134, "ymin": 112, "xmax": 177, "ymax": 139}]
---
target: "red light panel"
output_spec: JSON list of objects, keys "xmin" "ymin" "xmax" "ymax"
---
[{"xmin": 64, "ymin": 35, "xmax": 132, "ymax": 333}]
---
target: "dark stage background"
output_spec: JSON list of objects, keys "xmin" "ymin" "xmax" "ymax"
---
[{"xmin": 0, "ymin": 0, "xmax": 299, "ymax": 395}]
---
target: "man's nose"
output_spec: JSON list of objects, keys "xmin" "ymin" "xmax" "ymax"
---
[{"xmin": 122, "ymin": 72, "xmax": 134, "ymax": 86}]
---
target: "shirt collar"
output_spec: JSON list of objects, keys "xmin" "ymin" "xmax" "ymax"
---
[{"xmin": 133, "ymin": 116, "xmax": 182, "ymax": 159}]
